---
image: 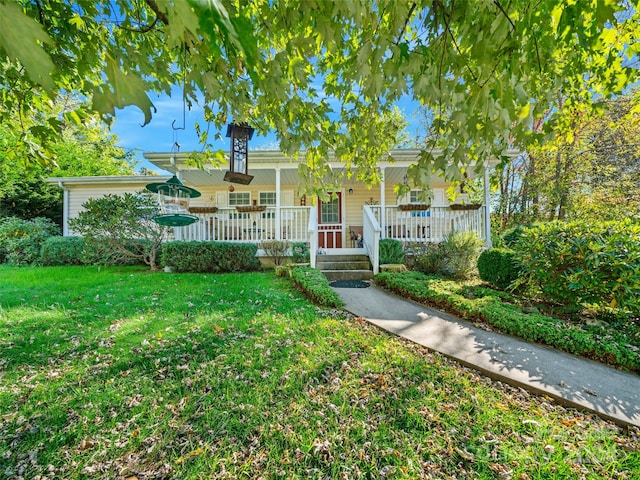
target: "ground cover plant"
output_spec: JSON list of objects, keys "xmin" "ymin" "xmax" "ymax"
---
[
  {"xmin": 0, "ymin": 266, "xmax": 638, "ymax": 479},
  {"xmin": 376, "ymin": 271, "xmax": 640, "ymax": 374}
]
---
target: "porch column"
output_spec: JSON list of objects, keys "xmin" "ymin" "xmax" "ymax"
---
[
  {"xmin": 380, "ymin": 166, "xmax": 386, "ymax": 238},
  {"xmin": 483, "ymin": 167, "xmax": 492, "ymax": 248},
  {"xmin": 275, "ymin": 166, "xmax": 281, "ymax": 240}
]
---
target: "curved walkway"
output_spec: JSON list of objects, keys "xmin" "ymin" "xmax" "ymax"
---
[{"xmin": 333, "ymin": 283, "xmax": 640, "ymax": 428}]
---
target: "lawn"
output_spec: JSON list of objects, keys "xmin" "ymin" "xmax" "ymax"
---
[{"xmin": 0, "ymin": 266, "xmax": 638, "ymax": 479}]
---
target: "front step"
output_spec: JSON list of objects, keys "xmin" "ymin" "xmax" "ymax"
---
[{"xmin": 317, "ymin": 253, "xmax": 374, "ymax": 281}]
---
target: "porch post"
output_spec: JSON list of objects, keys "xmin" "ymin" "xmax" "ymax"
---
[
  {"xmin": 275, "ymin": 167, "xmax": 282, "ymax": 240},
  {"xmin": 380, "ymin": 166, "xmax": 386, "ymax": 238},
  {"xmin": 483, "ymin": 167, "xmax": 492, "ymax": 248}
]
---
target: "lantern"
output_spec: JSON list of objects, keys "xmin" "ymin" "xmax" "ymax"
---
[
  {"xmin": 223, "ymin": 122, "xmax": 255, "ymax": 185},
  {"xmin": 145, "ymin": 175, "xmax": 201, "ymax": 226}
]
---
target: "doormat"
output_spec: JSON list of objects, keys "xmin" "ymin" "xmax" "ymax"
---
[{"xmin": 330, "ymin": 280, "xmax": 371, "ymax": 288}]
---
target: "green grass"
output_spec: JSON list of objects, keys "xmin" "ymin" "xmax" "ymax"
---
[
  {"xmin": 1, "ymin": 266, "xmax": 638, "ymax": 479},
  {"xmin": 376, "ymin": 271, "xmax": 640, "ymax": 374}
]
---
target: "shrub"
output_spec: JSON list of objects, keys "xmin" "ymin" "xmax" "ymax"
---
[
  {"xmin": 514, "ymin": 220, "xmax": 640, "ymax": 313},
  {"xmin": 40, "ymin": 236, "xmax": 86, "ymax": 265},
  {"xmin": 68, "ymin": 192, "xmax": 168, "ymax": 270},
  {"xmin": 413, "ymin": 242, "xmax": 446, "ymax": 275},
  {"xmin": 161, "ymin": 241, "xmax": 261, "ymax": 273},
  {"xmin": 0, "ymin": 217, "xmax": 59, "ymax": 265},
  {"xmin": 501, "ymin": 224, "xmax": 530, "ymax": 249},
  {"xmin": 477, "ymin": 248, "xmax": 521, "ymax": 290},
  {"xmin": 440, "ymin": 231, "xmax": 483, "ymax": 280},
  {"xmin": 378, "ymin": 238, "xmax": 405, "ymax": 265},
  {"xmin": 83, "ymin": 238, "xmax": 151, "ymax": 266},
  {"xmin": 289, "ymin": 266, "xmax": 344, "ymax": 308},
  {"xmin": 291, "ymin": 242, "xmax": 310, "ymax": 264},
  {"xmin": 260, "ymin": 240, "xmax": 290, "ymax": 266}
]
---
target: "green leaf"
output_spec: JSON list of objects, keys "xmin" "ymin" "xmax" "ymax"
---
[
  {"xmin": 0, "ymin": 0, "xmax": 55, "ymax": 91},
  {"xmin": 92, "ymin": 53, "xmax": 155, "ymax": 125}
]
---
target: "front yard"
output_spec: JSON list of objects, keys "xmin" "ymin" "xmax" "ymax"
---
[{"xmin": 0, "ymin": 266, "xmax": 638, "ymax": 479}]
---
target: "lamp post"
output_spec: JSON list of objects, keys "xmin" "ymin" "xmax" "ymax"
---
[
  {"xmin": 145, "ymin": 175, "xmax": 201, "ymax": 226},
  {"xmin": 224, "ymin": 122, "xmax": 255, "ymax": 185}
]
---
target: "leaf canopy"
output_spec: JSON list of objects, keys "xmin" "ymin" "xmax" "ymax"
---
[{"xmin": 0, "ymin": 0, "xmax": 638, "ymax": 189}]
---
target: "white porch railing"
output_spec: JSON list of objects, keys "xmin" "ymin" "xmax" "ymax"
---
[
  {"xmin": 308, "ymin": 207, "xmax": 318, "ymax": 268},
  {"xmin": 369, "ymin": 205, "xmax": 486, "ymax": 243},
  {"xmin": 173, "ymin": 206, "xmax": 311, "ymax": 243},
  {"xmin": 363, "ymin": 205, "xmax": 382, "ymax": 273}
]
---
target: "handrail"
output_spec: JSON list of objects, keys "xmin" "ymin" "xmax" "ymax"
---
[
  {"xmin": 308, "ymin": 206, "xmax": 318, "ymax": 268},
  {"xmin": 363, "ymin": 205, "xmax": 382, "ymax": 274}
]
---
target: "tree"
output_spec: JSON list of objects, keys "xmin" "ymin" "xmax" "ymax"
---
[
  {"xmin": 1, "ymin": 0, "xmax": 638, "ymax": 191},
  {"xmin": 68, "ymin": 192, "xmax": 168, "ymax": 270},
  {"xmin": 495, "ymin": 91, "xmax": 640, "ymax": 224},
  {"xmin": 0, "ymin": 101, "xmax": 136, "ymax": 226}
]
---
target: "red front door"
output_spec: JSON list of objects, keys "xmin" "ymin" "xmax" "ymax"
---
[{"xmin": 318, "ymin": 192, "xmax": 343, "ymax": 248}]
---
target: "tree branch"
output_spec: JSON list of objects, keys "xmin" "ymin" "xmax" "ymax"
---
[
  {"xmin": 395, "ymin": 2, "xmax": 417, "ymax": 46},
  {"xmin": 493, "ymin": 0, "xmax": 516, "ymax": 31},
  {"xmin": 143, "ymin": 0, "xmax": 169, "ymax": 26}
]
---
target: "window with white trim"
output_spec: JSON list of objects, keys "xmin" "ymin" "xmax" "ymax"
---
[
  {"xmin": 259, "ymin": 191, "xmax": 276, "ymax": 206},
  {"xmin": 228, "ymin": 192, "xmax": 251, "ymax": 206},
  {"xmin": 410, "ymin": 190, "xmax": 431, "ymax": 204}
]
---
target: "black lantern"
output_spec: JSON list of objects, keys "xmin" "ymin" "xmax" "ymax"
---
[
  {"xmin": 145, "ymin": 175, "xmax": 201, "ymax": 226},
  {"xmin": 224, "ymin": 122, "xmax": 255, "ymax": 185}
]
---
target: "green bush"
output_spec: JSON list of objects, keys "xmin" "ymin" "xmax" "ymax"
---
[
  {"xmin": 515, "ymin": 220, "xmax": 640, "ymax": 313},
  {"xmin": 0, "ymin": 217, "xmax": 59, "ymax": 265},
  {"xmin": 40, "ymin": 236, "xmax": 86, "ymax": 265},
  {"xmin": 501, "ymin": 224, "xmax": 530, "ymax": 249},
  {"xmin": 375, "ymin": 271, "xmax": 640, "ymax": 373},
  {"xmin": 161, "ymin": 241, "xmax": 261, "ymax": 273},
  {"xmin": 260, "ymin": 240, "xmax": 290, "ymax": 266},
  {"xmin": 378, "ymin": 238, "xmax": 405, "ymax": 265},
  {"xmin": 289, "ymin": 266, "xmax": 344, "ymax": 308},
  {"xmin": 477, "ymin": 248, "xmax": 521, "ymax": 290},
  {"xmin": 82, "ymin": 238, "xmax": 151, "ymax": 266},
  {"xmin": 291, "ymin": 242, "xmax": 310, "ymax": 263},
  {"xmin": 413, "ymin": 242, "xmax": 446, "ymax": 275},
  {"xmin": 440, "ymin": 231, "xmax": 483, "ymax": 280}
]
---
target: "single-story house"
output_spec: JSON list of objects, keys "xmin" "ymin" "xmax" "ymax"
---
[{"xmin": 47, "ymin": 148, "xmax": 516, "ymax": 272}]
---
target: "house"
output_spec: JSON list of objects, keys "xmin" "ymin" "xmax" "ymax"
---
[{"xmin": 48, "ymin": 148, "xmax": 516, "ymax": 272}]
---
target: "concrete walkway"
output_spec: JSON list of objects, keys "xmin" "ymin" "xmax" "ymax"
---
[{"xmin": 333, "ymin": 283, "xmax": 640, "ymax": 428}]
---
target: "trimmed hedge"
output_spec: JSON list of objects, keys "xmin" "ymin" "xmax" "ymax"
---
[
  {"xmin": 40, "ymin": 236, "xmax": 86, "ymax": 265},
  {"xmin": 514, "ymin": 221, "xmax": 640, "ymax": 313},
  {"xmin": 161, "ymin": 241, "xmax": 261, "ymax": 273},
  {"xmin": 289, "ymin": 266, "xmax": 344, "ymax": 308},
  {"xmin": 376, "ymin": 271, "xmax": 640, "ymax": 373},
  {"xmin": 477, "ymin": 248, "xmax": 521, "ymax": 290}
]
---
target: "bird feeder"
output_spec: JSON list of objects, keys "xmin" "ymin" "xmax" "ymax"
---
[
  {"xmin": 145, "ymin": 175, "xmax": 201, "ymax": 226},
  {"xmin": 224, "ymin": 122, "xmax": 255, "ymax": 185}
]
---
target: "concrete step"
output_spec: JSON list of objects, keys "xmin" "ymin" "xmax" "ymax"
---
[
  {"xmin": 317, "ymin": 253, "xmax": 373, "ymax": 282},
  {"xmin": 322, "ymin": 270, "xmax": 375, "ymax": 281},
  {"xmin": 317, "ymin": 254, "xmax": 369, "ymax": 262},
  {"xmin": 316, "ymin": 260, "xmax": 371, "ymax": 270}
]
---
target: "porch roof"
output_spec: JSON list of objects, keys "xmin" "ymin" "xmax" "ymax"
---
[{"xmin": 143, "ymin": 148, "xmax": 518, "ymax": 188}]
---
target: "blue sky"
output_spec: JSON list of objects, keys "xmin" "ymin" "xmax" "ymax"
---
[{"xmin": 111, "ymin": 88, "xmax": 425, "ymax": 175}]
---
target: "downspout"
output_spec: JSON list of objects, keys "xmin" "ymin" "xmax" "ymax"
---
[
  {"xmin": 483, "ymin": 167, "xmax": 492, "ymax": 248},
  {"xmin": 58, "ymin": 181, "xmax": 70, "ymax": 236}
]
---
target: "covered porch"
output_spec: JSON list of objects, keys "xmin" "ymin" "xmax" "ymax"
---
[{"xmin": 143, "ymin": 148, "xmax": 508, "ymax": 273}]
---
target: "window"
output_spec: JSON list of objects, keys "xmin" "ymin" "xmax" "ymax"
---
[
  {"xmin": 228, "ymin": 192, "xmax": 250, "ymax": 206},
  {"xmin": 410, "ymin": 190, "xmax": 430, "ymax": 204},
  {"xmin": 321, "ymin": 196, "xmax": 340, "ymax": 223},
  {"xmin": 259, "ymin": 191, "xmax": 277, "ymax": 206}
]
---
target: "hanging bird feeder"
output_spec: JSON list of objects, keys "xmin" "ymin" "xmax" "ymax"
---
[
  {"xmin": 145, "ymin": 175, "xmax": 201, "ymax": 226},
  {"xmin": 224, "ymin": 122, "xmax": 255, "ymax": 185}
]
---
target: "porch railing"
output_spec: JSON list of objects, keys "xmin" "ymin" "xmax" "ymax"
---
[
  {"xmin": 173, "ymin": 206, "xmax": 311, "ymax": 243},
  {"xmin": 369, "ymin": 205, "xmax": 486, "ymax": 243}
]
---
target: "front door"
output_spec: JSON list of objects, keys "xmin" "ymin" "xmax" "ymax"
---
[{"xmin": 318, "ymin": 192, "xmax": 343, "ymax": 248}]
